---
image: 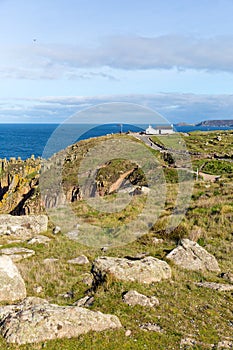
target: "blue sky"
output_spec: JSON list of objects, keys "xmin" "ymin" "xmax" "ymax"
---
[{"xmin": 1, "ymin": 0, "xmax": 233, "ymax": 123}]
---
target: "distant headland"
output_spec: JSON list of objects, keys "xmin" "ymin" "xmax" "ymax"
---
[{"xmin": 195, "ymin": 119, "xmax": 233, "ymax": 127}]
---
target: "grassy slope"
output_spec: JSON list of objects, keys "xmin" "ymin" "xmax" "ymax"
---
[{"xmin": 0, "ymin": 132, "xmax": 232, "ymax": 349}]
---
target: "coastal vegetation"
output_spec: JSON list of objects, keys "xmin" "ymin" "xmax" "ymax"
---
[{"xmin": 0, "ymin": 130, "xmax": 232, "ymax": 349}]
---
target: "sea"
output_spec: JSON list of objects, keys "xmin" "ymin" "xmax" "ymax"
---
[{"xmin": 0, "ymin": 123, "xmax": 232, "ymax": 160}]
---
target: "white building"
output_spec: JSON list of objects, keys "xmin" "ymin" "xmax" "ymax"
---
[{"xmin": 145, "ymin": 124, "xmax": 174, "ymax": 135}]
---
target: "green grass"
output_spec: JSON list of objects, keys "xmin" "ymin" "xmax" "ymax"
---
[
  {"xmin": 0, "ymin": 131, "xmax": 233, "ymax": 349},
  {"xmin": 0, "ymin": 223, "xmax": 232, "ymax": 349}
]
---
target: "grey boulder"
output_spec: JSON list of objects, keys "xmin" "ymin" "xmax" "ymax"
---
[
  {"xmin": 0, "ymin": 256, "xmax": 26, "ymax": 302},
  {"xmin": 92, "ymin": 256, "xmax": 171, "ymax": 285},
  {"xmin": 0, "ymin": 215, "xmax": 48, "ymax": 240},
  {"xmin": 0, "ymin": 297, "xmax": 122, "ymax": 344},
  {"xmin": 123, "ymin": 290, "xmax": 159, "ymax": 307},
  {"xmin": 166, "ymin": 239, "xmax": 220, "ymax": 272}
]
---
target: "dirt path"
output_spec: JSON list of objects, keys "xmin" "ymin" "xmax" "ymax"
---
[{"xmin": 109, "ymin": 168, "xmax": 136, "ymax": 194}]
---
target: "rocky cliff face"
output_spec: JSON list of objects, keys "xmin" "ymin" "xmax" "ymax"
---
[
  {"xmin": 0, "ymin": 135, "xmax": 148, "ymax": 215},
  {"xmin": 196, "ymin": 119, "xmax": 233, "ymax": 127},
  {"xmin": 0, "ymin": 156, "xmax": 43, "ymax": 215}
]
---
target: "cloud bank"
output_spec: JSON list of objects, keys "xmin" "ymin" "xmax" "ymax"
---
[
  {"xmin": 2, "ymin": 35, "xmax": 233, "ymax": 79},
  {"xmin": 1, "ymin": 93, "xmax": 233, "ymax": 124}
]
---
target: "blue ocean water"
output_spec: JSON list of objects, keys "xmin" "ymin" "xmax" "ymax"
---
[{"xmin": 0, "ymin": 123, "xmax": 232, "ymax": 160}]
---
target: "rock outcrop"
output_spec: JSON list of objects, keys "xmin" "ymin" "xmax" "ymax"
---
[
  {"xmin": 0, "ymin": 297, "xmax": 122, "ymax": 344},
  {"xmin": 0, "ymin": 256, "xmax": 26, "ymax": 302},
  {"xmin": 0, "ymin": 214, "xmax": 48, "ymax": 240},
  {"xmin": 92, "ymin": 256, "xmax": 171, "ymax": 285},
  {"xmin": 166, "ymin": 239, "xmax": 220, "ymax": 272},
  {"xmin": 0, "ymin": 157, "xmax": 42, "ymax": 215}
]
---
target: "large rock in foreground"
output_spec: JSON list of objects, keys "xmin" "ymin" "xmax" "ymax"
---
[
  {"xmin": 166, "ymin": 239, "xmax": 220, "ymax": 272},
  {"xmin": 0, "ymin": 215, "xmax": 48, "ymax": 239},
  {"xmin": 92, "ymin": 256, "xmax": 171, "ymax": 285},
  {"xmin": 0, "ymin": 256, "xmax": 26, "ymax": 302},
  {"xmin": 0, "ymin": 297, "xmax": 121, "ymax": 344}
]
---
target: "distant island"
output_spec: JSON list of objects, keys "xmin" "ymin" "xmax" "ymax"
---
[
  {"xmin": 175, "ymin": 122, "xmax": 195, "ymax": 126},
  {"xmin": 196, "ymin": 119, "xmax": 233, "ymax": 127}
]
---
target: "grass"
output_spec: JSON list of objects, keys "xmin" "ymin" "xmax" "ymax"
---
[
  {"xmin": 0, "ymin": 222, "xmax": 232, "ymax": 349},
  {"xmin": 0, "ymin": 131, "xmax": 232, "ymax": 349}
]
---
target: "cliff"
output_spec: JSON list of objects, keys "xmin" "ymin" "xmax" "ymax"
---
[
  {"xmin": 196, "ymin": 119, "xmax": 233, "ymax": 127},
  {"xmin": 0, "ymin": 156, "xmax": 43, "ymax": 215}
]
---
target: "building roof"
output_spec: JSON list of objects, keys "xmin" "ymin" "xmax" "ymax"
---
[{"xmin": 146, "ymin": 124, "xmax": 173, "ymax": 130}]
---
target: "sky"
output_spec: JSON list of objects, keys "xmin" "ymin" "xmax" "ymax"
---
[{"xmin": 1, "ymin": 0, "xmax": 233, "ymax": 123}]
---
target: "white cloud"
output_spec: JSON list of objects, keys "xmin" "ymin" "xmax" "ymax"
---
[
  {"xmin": 2, "ymin": 35, "xmax": 233, "ymax": 80},
  {"xmin": 1, "ymin": 93, "xmax": 233, "ymax": 124}
]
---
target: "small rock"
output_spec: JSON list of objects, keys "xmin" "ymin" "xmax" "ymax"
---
[
  {"xmin": 33, "ymin": 286, "xmax": 43, "ymax": 294},
  {"xmin": 180, "ymin": 337, "xmax": 197, "ymax": 347},
  {"xmin": 66, "ymin": 225, "xmax": 80, "ymax": 240},
  {"xmin": 82, "ymin": 273, "xmax": 93, "ymax": 286},
  {"xmin": 123, "ymin": 290, "xmax": 159, "ymax": 307},
  {"xmin": 125, "ymin": 329, "xmax": 132, "ymax": 337},
  {"xmin": 53, "ymin": 226, "xmax": 61, "ymax": 235},
  {"xmin": 0, "ymin": 247, "xmax": 35, "ymax": 262},
  {"xmin": 67, "ymin": 255, "xmax": 89, "ymax": 265},
  {"xmin": 219, "ymin": 272, "xmax": 233, "ymax": 284},
  {"xmin": 139, "ymin": 323, "xmax": 163, "ymax": 333},
  {"xmin": 140, "ymin": 186, "xmax": 150, "ymax": 194},
  {"xmin": 43, "ymin": 258, "xmax": 59, "ymax": 263},
  {"xmin": 27, "ymin": 235, "xmax": 51, "ymax": 245},
  {"xmin": 179, "ymin": 337, "xmax": 213, "ymax": 349},
  {"xmin": 73, "ymin": 296, "xmax": 94, "ymax": 307},
  {"xmin": 195, "ymin": 282, "xmax": 233, "ymax": 292},
  {"xmin": 101, "ymin": 246, "xmax": 108, "ymax": 253},
  {"xmin": 59, "ymin": 291, "xmax": 74, "ymax": 299},
  {"xmin": 217, "ymin": 340, "xmax": 233, "ymax": 349},
  {"xmin": 152, "ymin": 237, "xmax": 164, "ymax": 244}
]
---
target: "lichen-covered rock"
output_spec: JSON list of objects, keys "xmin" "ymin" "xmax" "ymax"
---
[
  {"xmin": 0, "ymin": 297, "xmax": 122, "ymax": 344},
  {"xmin": 0, "ymin": 215, "xmax": 48, "ymax": 240},
  {"xmin": 123, "ymin": 290, "xmax": 159, "ymax": 307},
  {"xmin": 0, "ymin": 157, "xmax": 42, "ymax": 215},
  {"xmin": 92, "ymin": 256, "xmax": 171, "ymax": 285},
  {"xmin": 0, "ymin": 256, "xmax": 26, "ymax": 302},
  {"xmin": 166, "ymin": 239, "xmax": 220, "ymax": 272},
  {"xmin": 0, "ymin": 247, "xmax": 35, "ymax": 262}
]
